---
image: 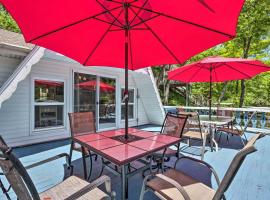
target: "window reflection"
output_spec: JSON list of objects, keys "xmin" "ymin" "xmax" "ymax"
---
[
  {"xmin": 99, "ymin": 77, "xmax": 116, "ymax": 127},
  {"xmin": 34, "ymin": 79, "xmax": 64, "ymax": 129},
  {"xmin": 74, "ymin": 73, "xmax": 96, "ymax": 113}
]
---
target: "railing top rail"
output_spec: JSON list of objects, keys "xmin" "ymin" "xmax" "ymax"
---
[{"xmin": 164, "ymin": 106, "xmax": 270, "ymax": 113}]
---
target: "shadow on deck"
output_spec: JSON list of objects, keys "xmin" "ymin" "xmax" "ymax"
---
[{"xmin": 1, "ymin": 126, "xmax": 270, "ymax": 200}]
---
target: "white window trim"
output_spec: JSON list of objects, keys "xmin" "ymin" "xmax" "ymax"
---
[
  {"xmin": 31, "ymin": 76, "xmax": 67, "ymax": 133},
  {"xmin": 121, "ymin": 87, "xmax": 136, "ymax": 121}
]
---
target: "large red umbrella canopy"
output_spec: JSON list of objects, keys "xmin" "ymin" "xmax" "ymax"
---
[
  {"xmin": 168, "ymin": 56, "xmax": 270, "ymax": 82},
  {"xmin": 2, "ymin": 0, "xmax": 245, "ymax": 69},
  {"xmin": 76, "ymin": 80, "xmax": 115, "ymax": 92}
]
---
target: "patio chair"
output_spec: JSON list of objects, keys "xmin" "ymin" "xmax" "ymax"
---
[
  {"xmin": 217, "ymin": 111, "xmax": 257, "ymax": 147},
  {"xmin": 0, "ymin": 135, "xmax": 116, "ymax": 200},
  {"xmin": 180, "ymin": 111, "xmax": 210, "ymax": 160},
  {"xmin": 140, "ymin": 133, "xmax": 263, "ymax": 200},
  {"xmin": 0, "ymin": 136, "xmax": 11, "ymax": 200},
  {"xmin": 146, "ymin": 113, "xmax": 188, "ymax": 173},
  {"xmin": 68, "ymin": 112, "xmax": 98, "ymax": 180}
]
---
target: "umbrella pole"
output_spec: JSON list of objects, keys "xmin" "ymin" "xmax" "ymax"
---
[
  {"xmin": 124, "ymin": 3, "xmax": 129, "ymax": 140},
  {"xmin": 209, "ymin": 67, "xmax": 212, "ymax": 120}
]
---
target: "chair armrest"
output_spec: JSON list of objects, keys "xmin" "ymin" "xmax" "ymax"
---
[
  {"xmin": 155, "ymin": 174, "xmax": 191, "ymax": 200},
  {"xmin": 174, "ymin": 156, "xmax": 221, "ymax": 186},
  {"xmin": 25, "ymin": 153, "xmax": 72, "ymax": 170},
  {"xmin": 64, "ymin": 175, "xmax": 116, "ymax": 200}
]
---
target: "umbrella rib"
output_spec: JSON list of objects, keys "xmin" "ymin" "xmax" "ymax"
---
[
  {"xmin": 92, "ymin": 16, "xmax": 123, "ymax": 28},
  {"xmin": 130, "ymin": 4, "xmax": 235, "ymax": 38},
  {"xmin": 238, "ymin": 61, "xmax": 270, "ymax": 69},
  {"xmin": 129, "ymin": 7, "xmax": 181, "ymax": 64},
  {"xmin": 129, "ymin": 0, "xmax": 149, "ymax": 26},
  {"xmin": 213, "ymin": 67, "xmax": 219, "ymax": 82},
  {"xmin": 169, "ymin": 64, "xmax": 198, "ymax": 80},
  {"xmin": 96, "ymin": 0, "xmax": 124, "ymax": 27},
  {"xmin": 28, "ymin": 5, "xmax": 122, "ymax": 43},
  {"xmin": 83, "ymin": 9, "xmax": 124, "ymax": 65},
  {"xmin": 187, "ymin": 64, "xmax": 205, "ymax": 82},
  {"xmin": 223, "ymin": 63, "xmax": 252, "ymax": 79},
  {"xmin": 131, "ymin": 14, "xmax": 161, "ymax": 28}
]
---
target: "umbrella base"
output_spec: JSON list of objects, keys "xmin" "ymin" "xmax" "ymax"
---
[{"xmin": 112, "ymin": 135, "xmax": 143, "ymax": 144}]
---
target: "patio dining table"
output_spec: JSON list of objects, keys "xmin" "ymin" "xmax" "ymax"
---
[
  {"xmin": 199, "ymin": 115, "xmax": 234, "ymax": 151},
  {"xmin": 73, "ymin": 127, "xmax": 181, "ymax": 200}
]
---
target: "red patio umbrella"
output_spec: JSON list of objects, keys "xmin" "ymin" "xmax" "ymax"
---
[
  {"xmin": 168, "ymin": 56, "xmax": 270, "ymax": 119},
  {"xmin": 76, "ymin": 80, "xmax": 115, "ymax": 92},
  {"xmin": 35, "ymin": 80, "xmax": 64, "ymax": 87},
  {"xmin": 2, "ymin": 0, "xmax": 245, "ymax": 139}
]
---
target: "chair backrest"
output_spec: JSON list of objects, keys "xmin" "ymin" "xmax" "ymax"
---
[
  {"xmin": 160, "ymin": 113, "xmax": 188, "ymax": 138},
  {"xmin": 0, "ymin": 135, "xmax": 40, "ymax": 200},
  {"xmin": 217, "ymin": 108, "xmax": 233, "ymax": 118},
  {"xmin": 213, "ymin": 133, "xmax": 262, "ymax": 200},
  {"xmin": 68, "ymin": 112, "xmax": 96, "ymax": 137},
  {"xmin": 180, "ymin": 111, "xmax": 204, "ymax": 138},
  {"xmin": 242, "ymin": 111, "xmax": 257, "ymax": 132}
]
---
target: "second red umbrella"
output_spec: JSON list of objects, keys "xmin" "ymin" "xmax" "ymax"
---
[{"xmin": 168, "ymin": 56, "xmax": 270, "ymax": 119}]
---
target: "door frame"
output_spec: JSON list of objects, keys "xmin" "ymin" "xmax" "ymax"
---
[{"xmin": 72, "ymin": 68, "xmax": 119, "ymax": 131}]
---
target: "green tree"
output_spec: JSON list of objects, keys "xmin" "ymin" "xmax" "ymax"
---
[{"xmin": 0, "ymin": 5, "xmax": 20, "ymax": 32}]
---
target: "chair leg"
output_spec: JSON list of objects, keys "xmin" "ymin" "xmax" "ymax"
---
[
  {"xmin": 218, "ymin": 132, "xmax": 223, "ymax": 143},
  {"xmin": 240, "ymin": 137, "xmax": 246, "ymax": 147},
  {"xmin": 201, "ymin": 135, "xmax": 206, "ymax": 161},
  {"xmin": 243, "ymin": 133, "xmax": 248, "ymax": 142},
  {"xmin": 81, "ymin": 147, "xmax": 88, "ymax": 180},
  {"xmin": 68, "ymin": 141, "xmax": 74, "ymax": 166},
  {"xmin": 87, "ymin": 150, "xmax": 93, "ymax": 181},
  {"xmin": 99, "ymin": 158, "xmax": 105, "ymax": 177}
]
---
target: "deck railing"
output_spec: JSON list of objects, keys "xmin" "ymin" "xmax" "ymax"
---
[{"xmin": 164, "ymin": 106, "xmax": 270, "ymax": 131}]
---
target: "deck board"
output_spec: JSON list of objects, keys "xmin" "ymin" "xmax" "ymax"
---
[{"xmin": 1, "ymin": 129, "xmax": 270, "ymax": 200}]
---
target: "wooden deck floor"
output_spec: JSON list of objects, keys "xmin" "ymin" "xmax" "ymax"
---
[{"xmin": 1, "ymin": 127, "xmax": 270, "ymax": 200}]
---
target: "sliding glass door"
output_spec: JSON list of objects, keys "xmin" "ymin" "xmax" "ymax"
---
[
  {"xmin": 74, "ymin": 72, "xmax": 96, "ymax": 113},
  {"xmin": 98, "ymin": 77, "xmax": 116, "ymax": 129},
  {"xmin": 73, "ymin": 72, "xmax": 116, "ymax": 130}
]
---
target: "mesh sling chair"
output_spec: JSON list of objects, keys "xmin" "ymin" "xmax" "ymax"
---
[
  {"xmin": 0, "ymin": 135, "xmax": 116, "ymax": 200},
  {"xmin": 0, "ymin": 136, "xmax": 11, "ymax": 200},
  {"xmin": 140, "ymin": 133, "xmax": 263, "ymax": 200},
  {"xmin": 144, "ymin": 113, "xmax": 188, "ymax": 174},
  {"xmin": 180, "ymin": 112, "xmax": 210, "ymax": 160},
  {"xmin": 217, "ymin": 111, "xmax": 257, "ymax": 147},
  {"xmin": 68, "ymin": 112, "xmax": 98, "ymax": 180}
]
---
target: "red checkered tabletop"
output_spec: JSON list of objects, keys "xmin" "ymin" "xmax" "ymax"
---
[
  {"xmin": 84, "ymin": 138, "xmax": 123, "ymax": 150},
  {"xmin": 130, "ymin": 130, "xmax": 157, "ymax": 138},
  {"xmin": 129, "ymin": 139, "xmax": 165, "ymax": 151},
  {"xmin": 74, "ymin": 128, "xmax": 181, "ymax": 166},
  {"xmin": 99, "ymin": 130, "xmax": 125, "ymax": 138},
  {"xmin": 147, "ymin": 134, "xmax": 180, "ymax": 143},
  {"xmin": 100, "ymin": 144, "xmax": 146, "ymax": 165},
  {"xmin": 74, "ymin": 133, "xmax": 106, "ymax": 142}
]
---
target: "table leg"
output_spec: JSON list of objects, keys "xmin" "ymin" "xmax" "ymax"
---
[
  {"xmin": 210, "ymin": 125, "xmax": 219, "ymax": 152},
  {"xmin": 81, "ymin": 147, "xmax": 87, "ymax": 179},
  {"xmin": 210, "ymin": 125, "xmax": 214, "ymax": 151},
  {"xmin": 121, "ymin": 165, "xmax": 128, "ymax": 200}
]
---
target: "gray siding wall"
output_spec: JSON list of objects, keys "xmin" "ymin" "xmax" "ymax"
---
[{"xmin": 0, "ymin": 54, "xmax": 159, "ymax": 146}]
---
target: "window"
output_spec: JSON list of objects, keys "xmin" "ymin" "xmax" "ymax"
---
[
  {"xmin": 34, "ymin": 79, "xmax": 64, "ymax": 129},
  {"xmin": 121, "ymin": 88, "xmax": 135, "ymax": 120}
]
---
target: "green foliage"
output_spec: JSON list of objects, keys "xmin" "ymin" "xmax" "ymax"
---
[
  {"xmin": 0, "ymin": 5, "xmax": 20, "ymax": 32},
  {"xmin": 164, "ymin": 0, "xmax": 270, "ymax": 107}
]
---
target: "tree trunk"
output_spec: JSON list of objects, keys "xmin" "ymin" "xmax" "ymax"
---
[
  {"xmin": 239, "ymin": 36, "xmax": 252, "ymax": 107},
  {"xmin": 239, "ymin": 80, "xmax": 245, "ymax": 107},
  {"xmin": 218, "ymin": 82, "xmax": 228, "ymax": 104}
]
